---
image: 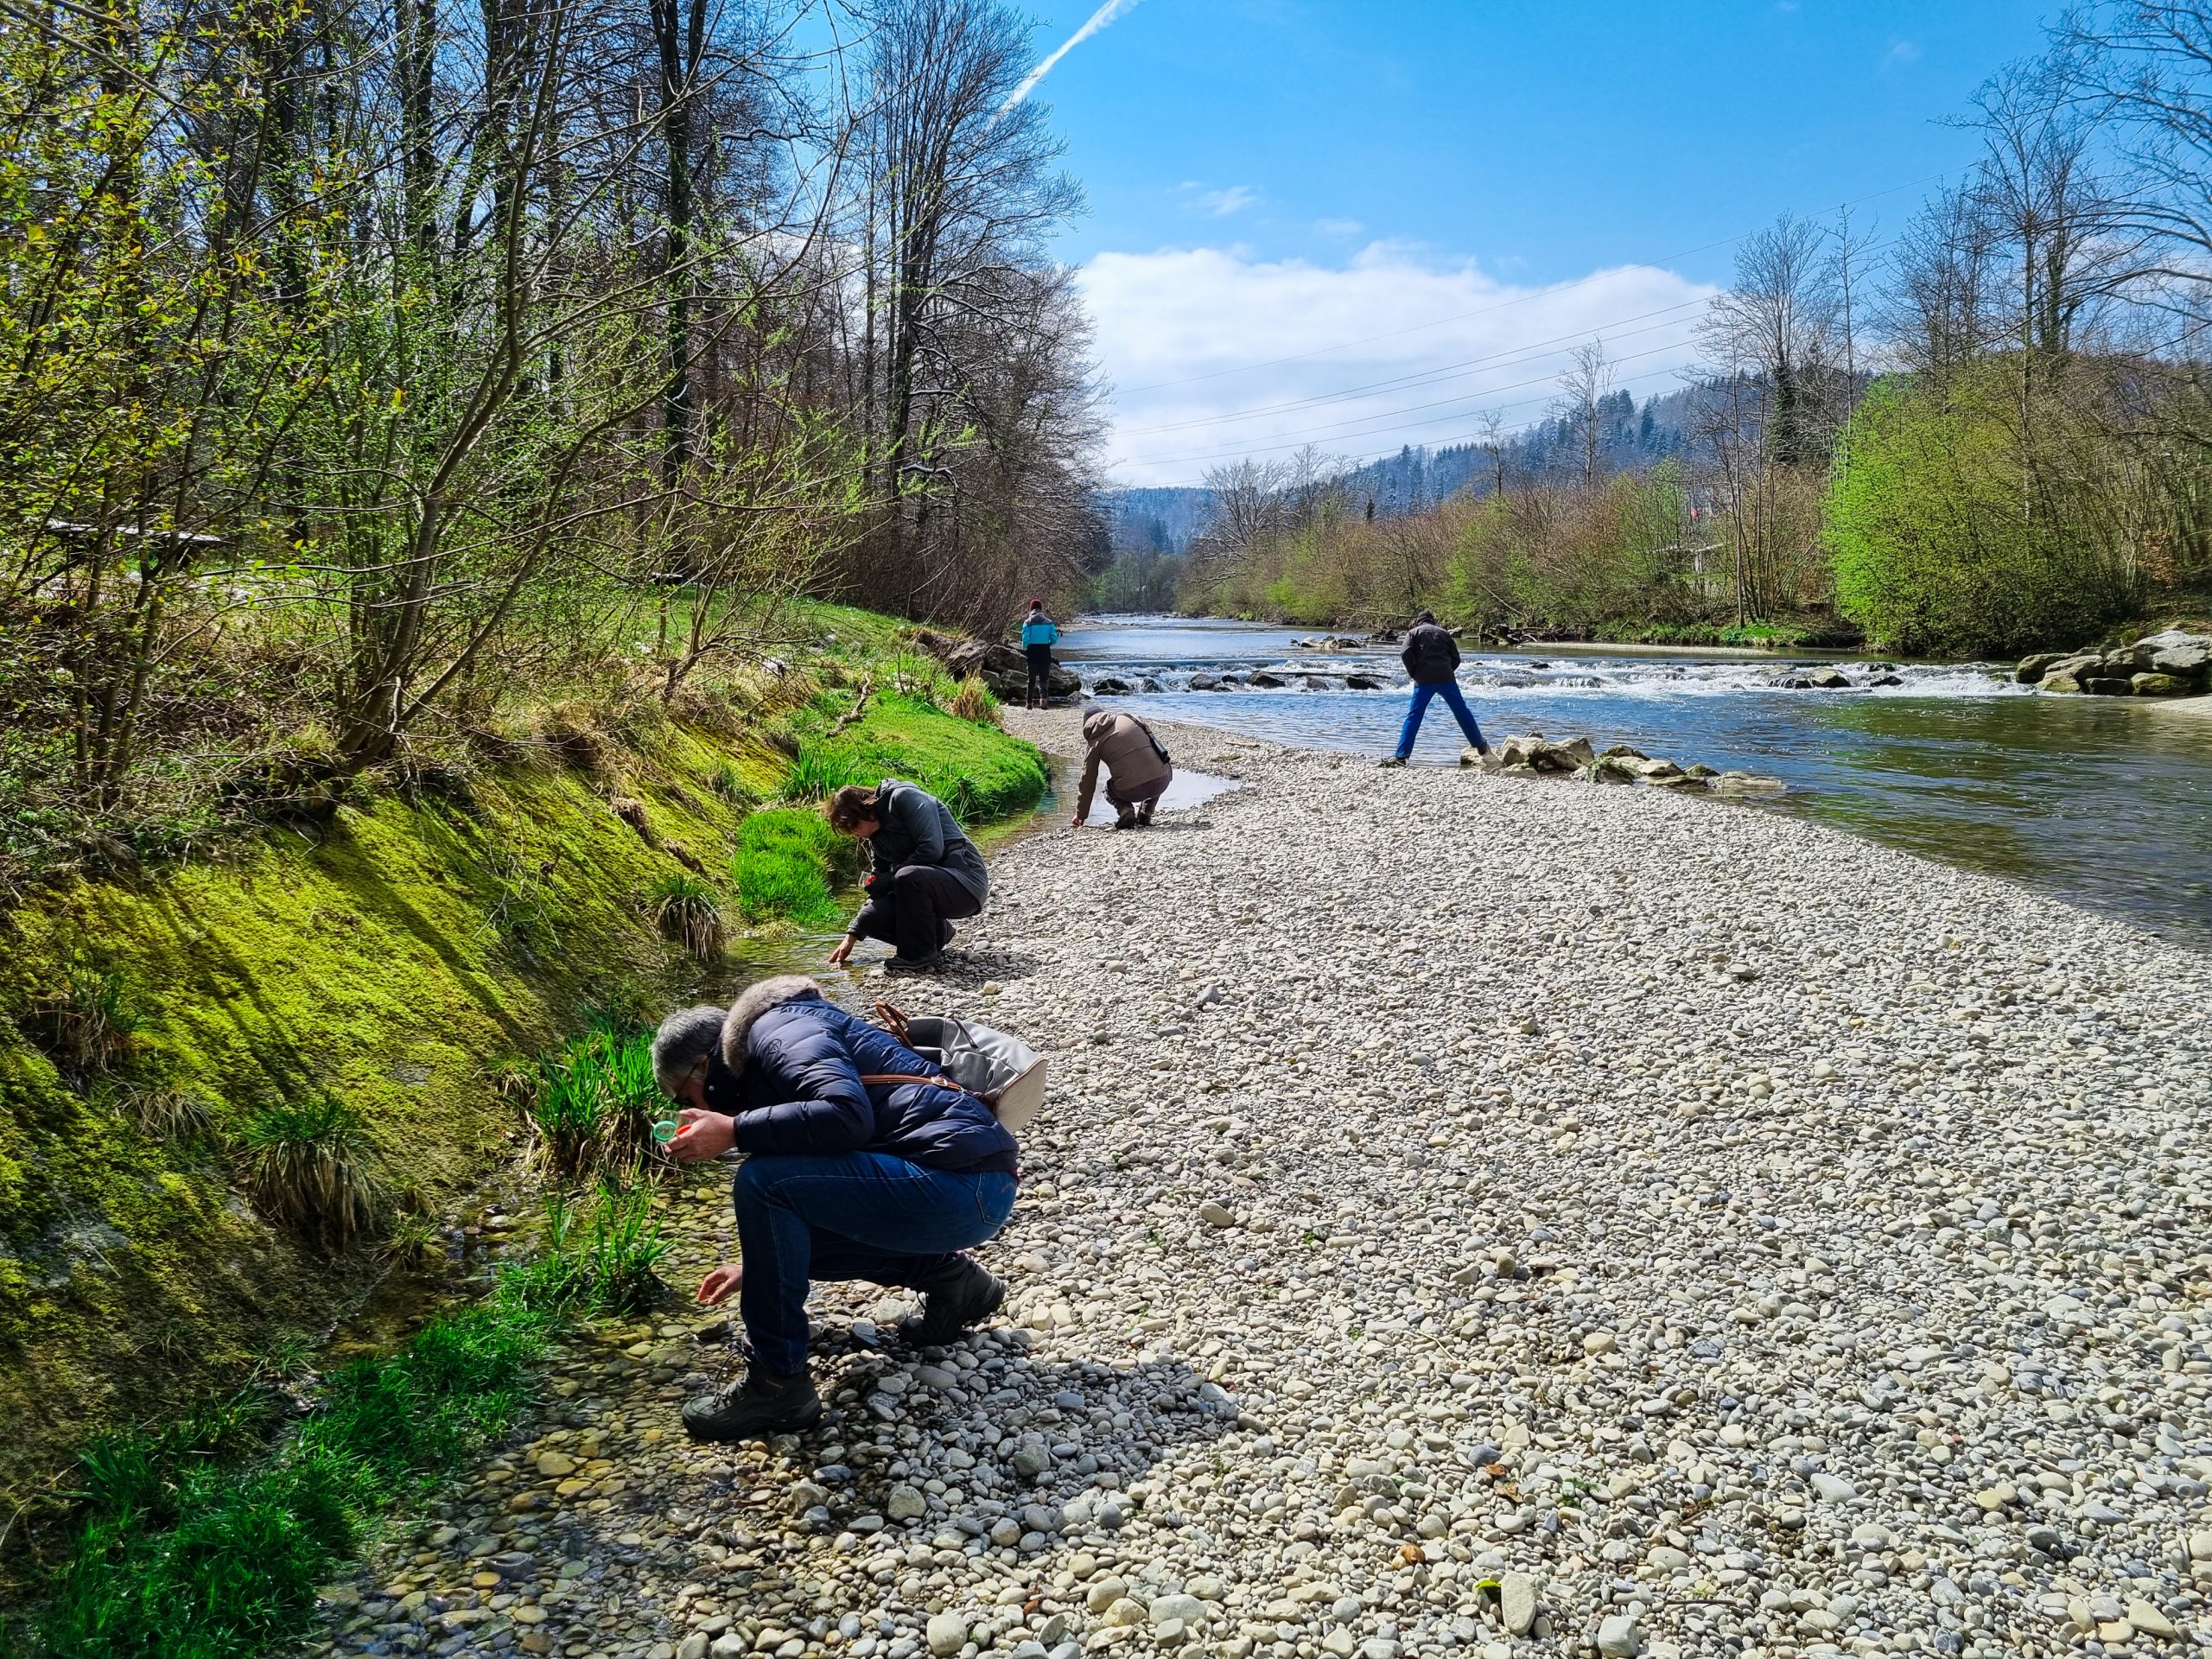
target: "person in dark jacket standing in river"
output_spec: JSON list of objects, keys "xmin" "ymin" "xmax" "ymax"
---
[
  {"xmin": 655, "ymin": 978, "xmax": 1016, "ymax": 1439},
  {"xmin": 1379, "ymin": 609, "xmax": 1491, "ymax": 767},
  {"xmin": 1020, "ymin": 599, "xmax": 1059, "ymax": 709},
  {"xmin": 823, "ymin": 779, "xmax": 988, "ymax": 971}
]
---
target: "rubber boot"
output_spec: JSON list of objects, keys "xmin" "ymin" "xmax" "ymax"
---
[
  {"xmin": 681, "ymin": 1364, "xmax": 822, "ymax": 1441},
  {"xmin": 899, "ymin": 1254, "xmax": 1007, "ymax": 1345}
]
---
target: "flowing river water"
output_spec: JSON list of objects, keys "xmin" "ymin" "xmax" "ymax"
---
[{"xmin": 1056, "ymin": 613, "xmax": 2212, "ymax": 947}]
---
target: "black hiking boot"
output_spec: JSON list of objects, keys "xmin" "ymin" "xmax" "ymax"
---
[
  {"xmin": 1135, "ymin": 798, "xmax": 1155, "ymax": 826},
  {"xmin": 899, "ymin": 1254, "xmax": 1007, "ymax": 1346},
  {"xmin": 681, "ymin": 1365, "xmax": 822, "ymax": 1441},
  {"xmin": 1112, "ymin": 808, "xmax": 1137, "ymax": 830},
  {"xmin": 1376, "ymin": 755, "xmax": 1408, "ymax": 769},
  {"xmin": 885, "ymin": 950, "xmax": 945, "ymax": 974}
]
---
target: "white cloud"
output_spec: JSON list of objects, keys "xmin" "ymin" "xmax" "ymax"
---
[
  {"xmin": 1313, "ymin": 216, "xmax": 1365, "ymax": 238},
  {"xmin": 1078, "ymin": 243, "xmax": 1719, "ymax": 486},
  {"xmin": 1885, "ymin": 39, "xmax": 1923, "ymax": 67},
  {"xmin": 1185, "ymin": 183, "xmax": 1258, "ymax": 217}
]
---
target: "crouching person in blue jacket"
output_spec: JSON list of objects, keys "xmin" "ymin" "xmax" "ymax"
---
[{"xmin": 652, "ymin": 976, "xmax": 1018, "ymax": 1440}]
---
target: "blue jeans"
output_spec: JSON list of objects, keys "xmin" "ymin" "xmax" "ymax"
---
[
  {"xmin": 733, "ymin": 1153, "xmax": 1017, "ymax": 1373},
  {"xmin": 1395, "ymin": 679, "xmax": 1487, "ymax": 759}
]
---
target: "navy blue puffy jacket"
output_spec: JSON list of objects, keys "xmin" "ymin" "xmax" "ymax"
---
[{"xmin": 704, "ymin": 982, "xmax": 1019, "ymax": 1175}]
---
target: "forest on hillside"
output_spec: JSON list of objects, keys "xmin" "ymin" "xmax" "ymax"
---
[
  {"xmin": 0, "ymin": 0, "xmax": 1106, "ymax": 887},
  {"xmin": 1099, "ymin": 10, "xmax": 2212, "ymax": 654}
]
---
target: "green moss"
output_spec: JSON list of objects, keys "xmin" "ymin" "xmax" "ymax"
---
[
  {"xmin": 0, "ymin": 719, "xmax": 754, "ymax": 1512},
  {"xmin": 0, "ymin": 607, "xmax": 1046, "ymax": 1540}
]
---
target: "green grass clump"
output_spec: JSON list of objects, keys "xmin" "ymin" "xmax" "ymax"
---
[
  {"xmin": 526, "ymin": 1023, "xmax": 661, "ymax": 1179},
  {"xmin": 36, "ymin": 1289, "xmax": 553, "ymax": 1659},
  {"xmin": 777, "ymin": 745, "xmax": 872, "ymax": 804},
  {"xmin": 802, "ymin": 693, "xmax": 1046, "ymax": 820},
  {"xmin": 646, "ymin": 871, "xmax": 725, "ymax": 961},
  {"xmin": 732, "ymin": 806, "xmax": 849, "ymax": 926},
  {"xmin": 495, "ymin": 1185, "xmax": 668, "ymax": 1315},
  {"xmin": 235, "ymin": 1095, "xmax": 382, "ymax": 1250}
]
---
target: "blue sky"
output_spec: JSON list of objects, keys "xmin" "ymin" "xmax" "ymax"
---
[{"xmin": 988, "ymin": 0, "xmax": 2060, "ymax": 483}]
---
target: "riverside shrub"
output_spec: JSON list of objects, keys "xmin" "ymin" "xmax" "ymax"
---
[{"xmin": 1827, "ymin": 372, "xmax": 2143, "ymax": 656}]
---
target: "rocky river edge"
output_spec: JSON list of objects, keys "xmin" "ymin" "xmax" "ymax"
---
[{"xmin": 315, "ymin": 712, "xmax": 2212, "ymax": 1659}]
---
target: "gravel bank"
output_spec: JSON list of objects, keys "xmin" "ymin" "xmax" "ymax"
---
[{"xmin": 322, "ymin": 714, "xmax": 2212, "ymax": 1659}]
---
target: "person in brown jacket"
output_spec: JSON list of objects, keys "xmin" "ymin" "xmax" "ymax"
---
[{"xmin": 1071, "ymin": 708, "xmax": 1173, "ymax": 830}]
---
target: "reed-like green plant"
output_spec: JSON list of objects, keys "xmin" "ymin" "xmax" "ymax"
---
[
  {"xmin": 525, "ymin": 1027, "xmax": 661, "ymax": 1179},
  {"xmin": 647, "ymin": 871, "xmax": 725, "ymax": 960},
  {"xmin": 580, "ymin": 1182, "xmax": 671, "ymax": 1313},
  {"xmin": 235, "ymin": 1095, "xmax": 382, "ymax": 1249},
  {"xmin": 777, "ymin": 743, "xmax": 870, "ymax": 802}
]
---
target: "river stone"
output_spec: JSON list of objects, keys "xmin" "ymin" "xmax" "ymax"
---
[
  {"xmin": 1198, "ymin": 1200, "xmax": 1236, "ymax": 1227},
  {"xmin": 1499, "ymin": 1573, "xmax": 1538, "ymax": 1636},
  {"xmin": 887, "ymin": 1484, "xmax": 926, "ymax": 1521},
  {"xmin": 2133, "ymin": 671, "xmax": 2194, "ymax": 696},
  {"xmin": 1148, "ymin": 1593, "xmax": 1206, "ymax": 1626},
  {"xmin": 926, "ymin": 1612, "xmax": 969, "ymax": 1656},
  {"xmin": 1596, "ymin": 1613, "xmax": 1641, "ymax": 1656}
]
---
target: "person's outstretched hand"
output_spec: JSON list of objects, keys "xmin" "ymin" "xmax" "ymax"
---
[
  {"xmin": 696, "ymin": 1263, "xmax": 743, "ymax": 1306},
  {"xmin": 1068, "ymin": 812, "xmax": 1083, "ymax": 829},
  {"xmin": 828, "ymin": 934, "xmax": 855, "ymax": 966},
  {"xmin": 670, "ymin": 1108, "xmax": 734, "ymax": 1162}
]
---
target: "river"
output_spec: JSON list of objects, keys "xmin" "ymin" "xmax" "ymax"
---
[{"xmin": 1056, "ymin": 614, "xmax": 2212, "ymax": 946}]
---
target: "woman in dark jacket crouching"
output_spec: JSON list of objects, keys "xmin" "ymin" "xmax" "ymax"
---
[{"xmin": 652, "ymin": 976, "xmax": 1017, "ymax": 1440}]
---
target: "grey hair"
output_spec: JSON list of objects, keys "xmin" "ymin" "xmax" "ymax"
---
[{"xmin": 651, "ymin": 1005, "xmax": 727, "ymax": 1096}]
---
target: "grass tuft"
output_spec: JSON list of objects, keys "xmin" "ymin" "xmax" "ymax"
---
[
  {"xmin": 948, "ymin": 674, "xmax": 999, "ymax": 725},
  {"xmin": 646, "ymin": 871, "xmax": 724, "ymax": 960},
  {"xmin": 525, "ymin": 1025, "xmax": 661, "ymax": 1179},
  {"xmin": 776, "ymin": 744, "xmax": 872, "ymax": 803},
  {"xmin": 706, "ymin": 759, "xmax": 750, "ymax": 803},
  {"xmin": 235, "ymin": 1095, "xmax": 382, "ymax": 1250},
  {"xmin": 24, "ymin": 954, "xmax": 138, "ymax": 1083}
]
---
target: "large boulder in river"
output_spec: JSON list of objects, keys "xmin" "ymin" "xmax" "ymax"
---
[
  {"xmin": 2133, "ymin": 671, "xmax": 2196, "ymax": 696},
  {"xmin": 938, "ymin": 638, "xmax": 1081, "ymax": 701},
  {"xmin": 2024, "ymin": 632, "xmax": 2209, "ymax": 696}
]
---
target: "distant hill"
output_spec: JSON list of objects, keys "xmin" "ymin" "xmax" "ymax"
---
[{"xmin": 1099, "ymin": 381, "xmax": 1746, "ymax": 551}]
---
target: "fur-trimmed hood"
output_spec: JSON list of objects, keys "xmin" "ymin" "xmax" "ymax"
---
[{"xmin": 720, "ymin": 975, "xmax": 824, "ymax": 1075}]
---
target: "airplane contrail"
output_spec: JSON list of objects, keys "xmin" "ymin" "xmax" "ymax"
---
[{"xmin": 997, "ymin": 0, "xmax": 1145, "ymax": 116}]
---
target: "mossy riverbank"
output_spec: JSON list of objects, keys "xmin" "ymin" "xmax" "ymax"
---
[{"xmin": 0, "ymin": 609, "xmax": 1046, "ymax": 1593}]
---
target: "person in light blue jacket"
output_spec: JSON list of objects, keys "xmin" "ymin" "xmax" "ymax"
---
[{"xmin": 1020, "ymin": 599, "xmax": 1058, "ymax": 709}]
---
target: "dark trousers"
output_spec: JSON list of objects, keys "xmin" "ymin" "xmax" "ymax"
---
[
  {"xmin": 1106, "ymin": 770, "xmax": 1172, "ymax": 819},
  {"xmin": 1395, "ymin": 679, "xmax": 1487, "ymax": 759},
  {"xmin": 851, "ymin": 863, "xmax": 982, "ymax": 961},
  {"xmin": 734, "ymin": 1152, "xmax": 1016, "ymax": 1372},
  {"xmin": 1025, "ymin": 644, "xmax": 1053, "ymax": 705}
]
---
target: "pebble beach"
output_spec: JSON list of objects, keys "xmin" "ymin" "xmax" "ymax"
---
[{"xmin": 322, "ymin": 711, "xmax": 2212, "ymax": 1659}]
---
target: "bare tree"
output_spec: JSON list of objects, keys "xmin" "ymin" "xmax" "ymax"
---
[
  {"xmin": 849, "ymin": 0, "xmax": 1084, "ymax": 615},
  {"xmin": 1476, "ymin": 408, "xmax": 1511, "ymax": 499},
  {"xmin": 1698, "ymin": 214, "xmax": 1840, "ymax": 467},
  {"xmin": 1554, "ymin": 340, "xmax": 1616, "ymax": 492},
  {"xmin": 1884, "ymin": 184, "xmax": 2001, "ymax": 378}
]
